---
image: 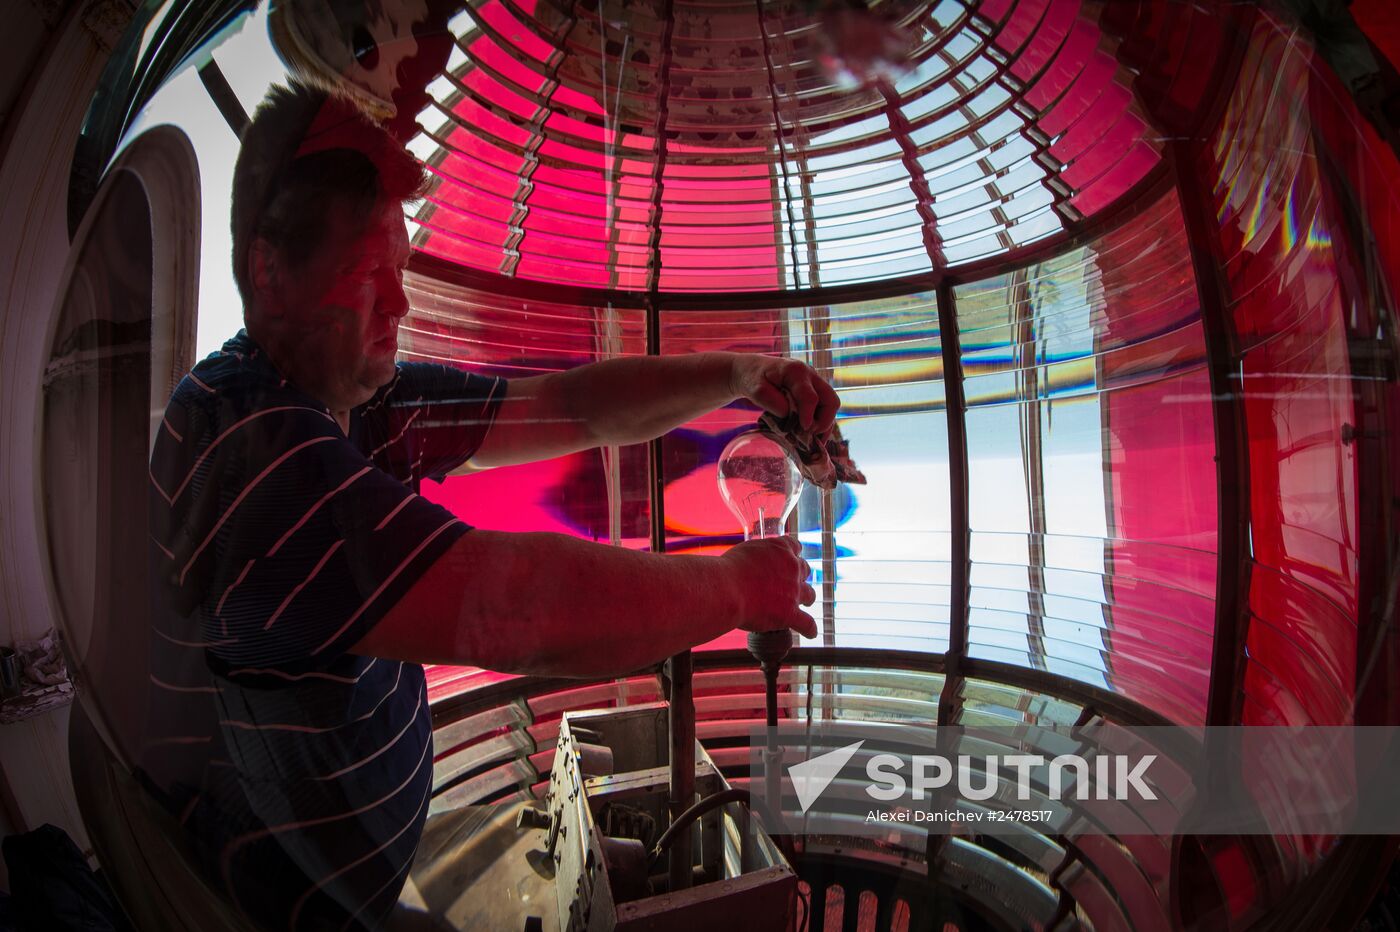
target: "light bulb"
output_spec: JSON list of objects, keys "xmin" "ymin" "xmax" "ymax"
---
[{"xmin": 717, "ymin": 430, "xmax": 805, "ymax": 541}]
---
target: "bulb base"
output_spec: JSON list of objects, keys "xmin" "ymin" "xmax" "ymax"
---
[{"xmin": 746, "ymin": 629, "xmax": 793, "ymax": 668}]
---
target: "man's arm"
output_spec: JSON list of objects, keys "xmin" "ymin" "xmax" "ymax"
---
[
  {"xmin": 459, "ymin": 352, "xmax": 839, "ymax": 471},
  {"xmin": 348, "ymin": 532, "xmax": 817, "ymax": 677}
]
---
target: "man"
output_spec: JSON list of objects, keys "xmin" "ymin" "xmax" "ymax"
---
[{"xmin": 146, "ymin": 83, "xmax": 838, "ymax": 930}]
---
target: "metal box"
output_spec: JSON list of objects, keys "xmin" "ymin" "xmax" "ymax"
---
[{"xmin": 542, "ymin": 702, "xmax": 795, "ymax": 932}]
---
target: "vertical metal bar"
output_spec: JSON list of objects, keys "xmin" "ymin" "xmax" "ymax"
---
[
  {"xmin": 500, "ymin": 3, "xmax": 579, "ymax": 276},
  {"xmin": 813, "ymin": 299, "xmax": 838, "ymax": 661},
  {"xmin": 877, "ymin": 81, "xmax": 946, "ymax": 268},
  {"xmin": 756, "ymin": 0, "xmax": 803, "ymax": 288},
  {"xmin": 654, "ymin": 279, "xmax": 694, "ymax": 891},
  {"xmin": 1044, "ymin": 703, "xmax": 1097, "ymax": 923},
  {"xmin": 650, "ymin": 288, "xmax": 692, "ymax": 888},
  {"xmin": 768, "ymin": 11, "xmax": 839, "ymax": 745},
  {"xmin": 874, "ymin": 882, "xmax": 897, "ymax": 931},
  {"xmin": 783, "ymin": 37, "xmax": 836, "ymax": 650},
  {"xmin": 1308, "ymin": 137, "xmax": 1400, "ymax": 727},
  {"xmin": 645, "ymin": 1, "xmax": 675, "ymax": 297},
  {"xmin": 589, "ymin": 0, "xmax": 625, "ymax": 706},
  {"xmin": 196, "ymin": 61, "xmax": 250, "ymax": 136},
  {"xmin": 808, "ymin": 882, "xmax": 827, "ymax": 932},
  {"xmin": 1169, "ymin": 146, "xmax": 1262, "ymax": 913},
  {"xmin": 1096, "ymin": 298, "xmax": 1118, "ymax": 683},
  {"xmin": 798, "ymin": 237, "xmax": 837, "ymax": 663},
  {"xmin": 841, "ymin": 890, "xmax": 861, "ymax": 932},
  {"xmin": 1013, "ymin": 268, "xmax": 1049, "ymax": 671},
  {"xmin": 595, "ymin": 0, "xmax": 623, "ymax": 291},
  {"xmin": 639, "ymin": 0, "xmax": 692, "ymax": 894},
  {"xmin": 879, "ymin": 44, "xmax": 965, "ymax": 724},
  {"xmin": 1170, "ymin": 144, "xmax": 1251, "ymax": 728},
  {"xmin": 925, "ymin": 280, "xmax": 969, "ymax": 882},
  {"xmin": 750, "ymin": 0, "xmax": 813, "ymax": 842},
  {"xmin": 665, "ymin": 648, "xmax": 694, "ymax": 892},
  {"xmin": 935, "ymin": 280, "xmax": 970, "ymax": 726}
]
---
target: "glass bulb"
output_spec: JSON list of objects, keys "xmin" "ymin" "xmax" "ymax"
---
[{"xmin": 717, "ymin": 430, "xmax": 805, "ymax": 540}]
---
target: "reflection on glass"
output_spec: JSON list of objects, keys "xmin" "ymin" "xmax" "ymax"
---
[
  {"xmin": 958, "ymin": 189, "xmax": 1214, "ymax": 721},
  {"xmin": 1207, "ymin": 20, "xmax": 1364, "ymax": 728}
]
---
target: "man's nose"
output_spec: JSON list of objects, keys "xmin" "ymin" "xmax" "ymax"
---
[{"xmin": 378, "ymin": 276, "xmax": 410, "ymax": 318}]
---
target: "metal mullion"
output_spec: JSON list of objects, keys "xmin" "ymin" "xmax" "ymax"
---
[
  {"xmin": 879, "ymin": 81, "xmax": 946, "ymax": 270},
  {"xmin": 595, "ymin": 2, "xmax": 627, "ymax": 291},
  {"xmin": 1170, "ymin": 144, "xmax": 1251, "ymax": 728},
  {"xmin": 935, "ymin": 47, "xmax": 1021, "ymax": 253},
  {"xmin": 756, "ymin": 0, "xmax": 803, "ymax": 289},
  {"xmin": 1095, "ymin": 261, "xmax": 1119, "ymax": 689},
  {"xmin": 935, "ymin": 281, "xmax": 970, "ymax": 726},
  {"xmin": 768, "ymin": 21, "xmax": 837, "ymax": 654},
  {"xmin": 799, "ymin": 155, "xmax": 839, "ymax": 652},
  {"xmin": 980, "ymin": 0, "xmax": 1097, "ymax": 227},
  {"xmin": 897, "ymin": 53, "xmax": 963, "ymax": 720},
  {"xmin": 502, "ymin": 5, "xmax": 579, "ymax": 277},
  {"xmin": 927, "ymin": 279, "xmax": 989, "ymax": 885},
  {"xmin": 644, "ymin": 3, "xmax": 675, "ymax": 295},
  {"xmin": 1013, "ymin": 268, "xmax": 1049, "ymax": 672},
  {"xmin": 634, "ymin": 0, "xmax": 693, "ymax": 894},
  {"xmin": 764, "ymin": 141, "xmax": 789, "ymax": 292}
]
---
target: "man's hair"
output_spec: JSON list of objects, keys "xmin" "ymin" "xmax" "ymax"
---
[{"xmin": 231, "ymin": 82, "xmax": 429, "ymax": 305}]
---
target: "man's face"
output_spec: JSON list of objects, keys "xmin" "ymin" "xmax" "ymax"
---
[{"xmin": 263, "ymin": 195, "xmax": 411, "ymax": 414}]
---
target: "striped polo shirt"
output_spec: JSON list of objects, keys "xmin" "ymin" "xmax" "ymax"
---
[{"xmin": 145, "ymin": 330, "xmax": 503, "ymax": 930}]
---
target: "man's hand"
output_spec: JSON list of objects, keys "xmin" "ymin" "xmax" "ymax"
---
[
  {"xmin": 722, "ymin": 536, "xmax": 819, "ymax": 639},
  {"xmin": 730, "ymin": 355, "xmax": 840, "ymax": 437}
]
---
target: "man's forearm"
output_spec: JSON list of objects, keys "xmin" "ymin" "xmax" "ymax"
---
[
  {"xmin": 353, "ymin": 529, "xmax": 745, "ymax": 677},
  {"xmin": 465, "ymin": 351, "xmax": 836, "ymax": 471},
  {"xmin": 549, "ymin": 352, "xmax": 741, "ymax": 446}
]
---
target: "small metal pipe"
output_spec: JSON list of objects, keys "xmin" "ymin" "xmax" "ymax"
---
[
  {"xmin": 748, "ymin": 630, "xmax": 792, "ymax": 822},
  {"xmin": 763, "ymin": 653, "xmax": 784, "ymax": 815},
  {"xmin": 666, "ymin": 650, "xmax": 695, "ymax": 892},
  {"xmin": 764, "ymin": 659, "xmax": 780, "ymax": 729}
]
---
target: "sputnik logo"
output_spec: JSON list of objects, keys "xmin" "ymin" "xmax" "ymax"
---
[{"xmin": 788, "ymin": 740, "xmax": 865, "ymax": 814}]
